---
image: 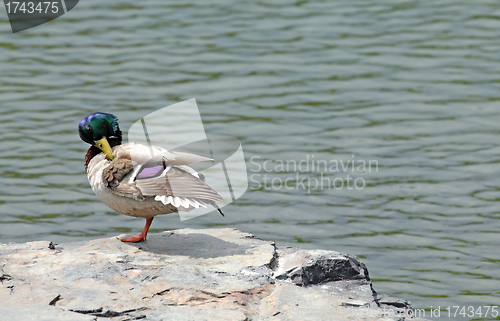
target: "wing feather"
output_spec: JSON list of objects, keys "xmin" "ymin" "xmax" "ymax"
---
[
  {"xmin": 136, "ymin": 166, "xmax": 223, "ymax": 202},
  {"xmin": 102, "ymin": 145, "xmax": 223, "ymax": 210}
]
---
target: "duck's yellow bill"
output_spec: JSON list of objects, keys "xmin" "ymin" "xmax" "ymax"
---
[{"xmin": 94, "ymin": 137, "xmax": 114, "ymax": 160}]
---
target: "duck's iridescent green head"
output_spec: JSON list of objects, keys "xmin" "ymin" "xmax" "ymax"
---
[{"xmin": 78, "ymin": 112, "xmax": 122, "ymax": 160}]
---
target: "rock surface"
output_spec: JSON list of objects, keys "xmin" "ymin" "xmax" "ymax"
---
[{"xmin": 0, "ymin": 228, "xmax": 429, "ymax": 320}]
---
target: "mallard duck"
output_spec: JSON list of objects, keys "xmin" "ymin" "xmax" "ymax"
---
[{"xmin": 78, "ymin": 112, "xmax": 224, "ymax": 242}]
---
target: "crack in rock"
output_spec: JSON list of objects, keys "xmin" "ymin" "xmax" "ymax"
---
[
  {"xmin": 264, "ymin": 242, "xmax": 279, "ymax": 271},
  {"xmin": 48, "ymin": 294, "xmax": 62, "ymax": 306},
  {"xmin": 0, "ymin": 274, "xmax": 12, "ymax": 282},
  {"xmin": 70, "ymin": 307, "xmax": 146, "ymax": 318}
]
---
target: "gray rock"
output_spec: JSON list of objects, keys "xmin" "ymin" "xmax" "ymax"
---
[{"xmin": 0, "ymin": 228, "xmax": 430, "ymax": 321}]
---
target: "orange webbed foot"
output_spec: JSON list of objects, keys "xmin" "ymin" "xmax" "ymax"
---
[
  {"xmin": 119, "ymin": 234, "xmax": 146, "ymax": 243},
  {"xmin": 119, "ymin": 217, "xmax": 154, "ymax": 243}
]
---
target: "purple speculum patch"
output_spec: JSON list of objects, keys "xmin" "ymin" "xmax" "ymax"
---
[{"xmin": 137, "ymin": 165, "xmax": 164, "ymax": 179}]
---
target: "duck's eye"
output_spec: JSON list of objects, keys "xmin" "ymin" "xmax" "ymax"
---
[{"xmin": 86, "ymin": 125, "xmax": 92, "ymax": 133}]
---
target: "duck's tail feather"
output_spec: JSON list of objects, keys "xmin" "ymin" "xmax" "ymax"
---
[{"xmin": 216, "ymin": 206, "xmax": 225, "ymax": 217}]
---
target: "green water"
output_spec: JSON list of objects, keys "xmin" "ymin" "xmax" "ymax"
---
[{"xmin": 0, "ymin": 1, "xmax": 499, "ymax": 320}]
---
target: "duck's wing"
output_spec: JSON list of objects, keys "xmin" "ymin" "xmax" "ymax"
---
[
  {"xmin": 136, "ymin": 165, "xmax": 223, "ymax": 210},
  {"xmin": 102, "ymin": 145, "xmax": 223, "ymax": 213}
]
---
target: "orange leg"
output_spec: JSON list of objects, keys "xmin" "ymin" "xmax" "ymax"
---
[{"xmin": 120, "ymin": 217, "xmax": 154, "ymax": 243}]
